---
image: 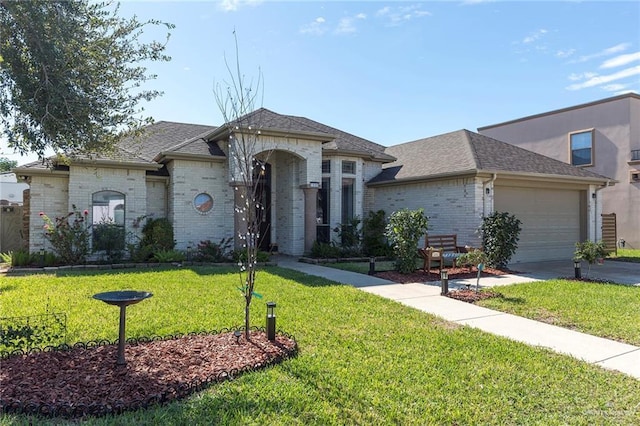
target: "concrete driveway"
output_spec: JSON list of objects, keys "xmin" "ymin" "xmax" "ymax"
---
[{"xmin": 507, "ymin": 259, "xmax": 640, "ymax": 286}]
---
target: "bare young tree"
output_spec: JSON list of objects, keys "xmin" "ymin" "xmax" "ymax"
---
[{"xmin": 214, "ymin": 34, "xmax": 272, "ymax": 340}]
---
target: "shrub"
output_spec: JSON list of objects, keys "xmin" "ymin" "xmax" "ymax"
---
[
  {"xmin": 40, "ymin": 206, "xmax": 90, "ymax": 265},
  {"xmin": 574, "ymin": 240, "xmax": 608, "ymax": 277},
  {"xmin": 152, "ymin": 249, "xmax": 186, "ymax": 263},
  {"xmin": 385, "ymin": 208, "xmax": 429, "ymax": 274},
  {"xmin": 334, "ymin": 217, "xmax": 362, "ymax": 253},
  {"xmin": 92, "ymin": 221, "xmax": 125, "ymax": 262},
  {"xmin": 362, "ymin": 210, "xmax": 392, "ymax": 257},
  {"xmin": 310, "ymin": 241, "xmax": 341, "ymax": 259},
  {"xmin": 232, "ymin": 249, "xmax": 270, "ymax": 263},
  {"xmin": 195, "ymin": 238, "xmax": 233, "ymax": 262},
  {"xmin": 457, "ymin": 248, "xmax": 488, "ymax": 271},
  {"xmin": 480, "ymin": 212, "xmax": 522, "ymax": 269},
  {"xmin": 133, "ymin": 218, "xmax": 175, "ymax": 261}
]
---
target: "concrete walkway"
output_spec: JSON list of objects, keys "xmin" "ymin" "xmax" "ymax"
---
[{"xmin": 276, "ymin": 256, "xmax": 640, "ymax": 379}]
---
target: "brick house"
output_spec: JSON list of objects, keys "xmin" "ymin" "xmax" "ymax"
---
[
  {"xmin": 479, "ymin": 93, "xmax": 639, "ymax": 249},
  {"xmin": 14, "ymin": 108, "xmax": 612, "ymax": 264}
]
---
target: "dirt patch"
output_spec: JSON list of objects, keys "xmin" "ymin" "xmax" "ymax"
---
[
  {"xmin": 445, "ymin": 289, "xmax": 502, "ymax": 303},
  {"xmin": 0, "ymin": 331, "xmax": 296, "ymax": 418}
]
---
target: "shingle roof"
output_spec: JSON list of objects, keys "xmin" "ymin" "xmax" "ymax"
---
[
  {"xmin": 369, "ymin": 129, "xmax": 613, "ymax": 184},
  {"xmin": 118, "ymin": 121, "xmax": 219, "ymax": 162},
  {"xmin": 229, "ymin": 108, "xmax": 395, "ymax": 162}
]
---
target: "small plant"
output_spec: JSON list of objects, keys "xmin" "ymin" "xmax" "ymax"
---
[
  {"xmin": 574, "ymin": 240, "xmax": 608, "ymax": 277},
  {"xmin": 40, "ymin": 206, "xmax": 91, "ymax": 265},
  {"xmin": 133, "ymin": 217, "xmax": 176, "ymax": 261},
  {"xmin": 362, "ymin": 210, "xmax": 392, "ymax": 257},
  {"xmin": 480, "ymin": 212, "xmax": 522, "ymax": 269},
  {"xmin": 195, "ymin": 238, "xmax": 233, "ymax": 262},
  {"xmin": 152, "ymin": 249, "xmax": 186, "ymax": 263},
  {"xmin": 232, "ymin": 249, "xmax": 270, "ymax": 263},
  {"xmin": 92, "ymin": 220, "xmax": 126, "ymax": 262},
  {"xmin": 334, "ymin": 217, "xmax": 362, "ymax": 253},
  {"xmin": 310, "ymin": 241, "xmax": 342, "ymax": 259},
  {"xmin": 6, "ymin": 249, "xmax": 34, "ymax": 267},
  {"xmin": 0, "ymin": 311, "xmax": 67, "ymax": 354},
  {"xmin": 0, "ymin": 251, "xmax": 11, "ymax": 264},
  {"xmin": 457, "ymin": 248, "xmax": 488, "ymax": 271},
  {"xmin": 385, "ymin": 208, "xmax": 429, "ymax": 274}
]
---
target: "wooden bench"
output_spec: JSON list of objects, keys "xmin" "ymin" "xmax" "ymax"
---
[{"xmin": 417, "ymin": 234, "xmax": 464, "ymax": 272}]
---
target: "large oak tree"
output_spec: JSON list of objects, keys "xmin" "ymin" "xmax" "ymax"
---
[{"xmin": 0, "ymin": 1, "xmax": 173, "ymax": 159}]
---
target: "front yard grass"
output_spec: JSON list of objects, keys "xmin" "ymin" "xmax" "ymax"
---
[
  {"xmin": 1, "ymin": 267, "xmax": 639, "ymax": 425},
  {"xmin": 610, "ymin": 248, "xmax": 640, "ymax": 263},
  {"xmin": 477, "ymin": 279, "xmax": 640, "ymax": 345}
]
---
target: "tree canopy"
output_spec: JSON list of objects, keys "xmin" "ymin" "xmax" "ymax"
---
[
  {"xmin": 0, "ymin": 156, "xmax": 17, "ymax": 172},
  {"xmin": 0, "ymin": 1, "xmax": 173, "ymax": 159}
]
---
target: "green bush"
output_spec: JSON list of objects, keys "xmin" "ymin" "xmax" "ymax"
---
[
  {"xmin": 195, "ymin": 238, "xmax": 233, "ymax": 262},
  {"xmin": 152, "ymin": 249, "xmax": 186, "ymax": 263},
  {"xmin": 133, "ymin": 217, "xmax": 175, "ymax": 261},
  {"xmin": 480, "ymin": 212, "xmax": 522, "ymax": 269},
  {"xmin": 232, "ymin": 249, "xmax": 270, "ymax": 263},
  {"xmin": 574, "ymin": 240, "xmax": 608, "ymax": 277},
  {"xmin": 362, "ymin": 210, "xmax": 392, "ymax": 257},
  {"xmin": 385, "ymin": 208, "xmax": 429, "ymax": 274},
  {"xmin": 7, "ymin": 249, "xmax": 33, "ymax": 267},
  {"xmin": 40, "ymin": 206, "xmax": 90, "ymax": 265},
  {"xmin": 92, "ymin": 221, "xmax": 125, "ymax": 262},
  {"xmin": 310, "ymin": 241, "xmax": 342, "ymax": 259},
  {"xmin": 334, "ymin": 217, "xmax": 362, "ymax": 253},
  {"xmin": 457, "ymin": 249, "xmax": 488, "ymax": 270}
]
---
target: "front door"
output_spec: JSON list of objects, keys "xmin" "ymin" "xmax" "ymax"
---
[{"xmin": 254, "ymin": 162, "xmax": 272, "ymax": 251}]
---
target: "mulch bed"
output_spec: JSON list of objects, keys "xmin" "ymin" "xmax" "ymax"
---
[
  {"xmin": 374, "ymin": 266, "xmax": 510, "ymax": 284},
  {"xmin": 0, "ymin": 330, "xmax": 296, "ymax": 419},
  {"xmin": 445, "ymin": 289, "xmax": 502, "ymax": 303}
]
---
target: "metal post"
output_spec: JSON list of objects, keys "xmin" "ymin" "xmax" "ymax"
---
[
  {"xmin": 440, "ymin": 270, "xmax": 448, "ymax": 295},
  {"xmin": 266, "ymin": 302, "xmax": 276, "ymax": 341},
  {"xmin": 368, "ymin": 257, "xmax": 376, "ymax": 275},
  {"xmin": 117, "ymin": 306, "xmax": 127, "ymax": 365},
  {"xmin": 574, "ymin": 261, "xmax": 581, "ymax": 279}
]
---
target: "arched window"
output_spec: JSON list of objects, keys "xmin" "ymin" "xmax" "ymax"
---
[{"xmin": 92, "ymin": 191, "xmax": 125, "ymax": 253}]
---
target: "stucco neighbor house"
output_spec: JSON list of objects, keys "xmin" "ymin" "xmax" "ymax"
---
[
  {"xmin": 14, "ymin": 108, "xmax": 612, "ymax": 264},
  {"xmin": 478, "ymin": 93, "xmax": 639, "ymax": 249}
]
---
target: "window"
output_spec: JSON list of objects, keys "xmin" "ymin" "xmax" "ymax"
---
[
  {"xmin": 92, "ymin": 190, "xmax": 125, "ymax": 252},
  {"xmin": 194, "ymin": 193, "xmax": 214, "ymax": 214},
  {"xmin": 342, "ymin": 160, "xmax": 355, "ymax": 174},
  {"xmin": 322, "ymin": 160, "xmax": 331, "ymax": 174},
  {"xmin": 341, "ymin": 178, "xmax": 354, "ymax": 223},
  {"xmin": 569, "ymin": 130, "xmax": 594, "ymax": 166},
  {"xmin": 316, "ymin": 177, "xmax": 331, "ymax": 243}
]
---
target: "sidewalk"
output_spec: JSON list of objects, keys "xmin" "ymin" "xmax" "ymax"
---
[{"xmin": 276, "ymin": 256, "xmax": 640, "ymax": 380}]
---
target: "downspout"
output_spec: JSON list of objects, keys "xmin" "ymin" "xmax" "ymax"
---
[
  {"xmin": 482, "ymin": 173, "xmax": 497, "ymax": 217},
  {"xmin": 592, "ymin": 180, "xmax": 610, "ymax": 242}
]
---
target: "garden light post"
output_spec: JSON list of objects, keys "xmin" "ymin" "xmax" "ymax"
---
[
  {"xmin": 40, "ymin": 247, "xmax": 45, "ymax": 267},
  {"xmin": 266, "ymin": 302, "xmax": 276, "ymax": 341},
  {"xmin": 369, "ymin": 257, "xmax": 376, "ymax": 275},
  {"xmin": 440, "ymin": 269, "xmax": 449, "ymax": 295},
  {"xmin": 574, "ymin": 260, "xmax": 581, "ymax": 279}
]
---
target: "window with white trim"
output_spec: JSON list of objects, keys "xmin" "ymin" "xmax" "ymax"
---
[{"xmin": 569, "ymin": 130, "xmax": 594, "ymax": 166}]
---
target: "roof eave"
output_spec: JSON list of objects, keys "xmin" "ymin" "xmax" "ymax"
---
[
  {"xmin": 155, "ymin": 152, "xmax": 227, "ymax": 163},
  {"xmin": 367, "ymin": 170, "xmax": 478, "ymax": 186},
  {"xmin": 481, "ymin": 169, "xmax": 617, "ymax": 186},
  {"xmin": 323, "ymin": 148, "xmax": 396, "ymax": 163}
]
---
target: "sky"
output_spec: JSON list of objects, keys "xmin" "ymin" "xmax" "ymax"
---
[{"xmin": 2, "ymin": 0, "xmax": 639, "ymax": 166}]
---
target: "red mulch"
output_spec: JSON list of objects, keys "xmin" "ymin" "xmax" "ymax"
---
[
  {"xmin": 374, "ymin": 266, "xmax": 510, "ymax": 284},
  {"xmin": 0, "ymin": 331, "xmax": 296, "ymax": 418},
  {"xmin": 445, "ymin": 289, "xmax": 502, "ymax": 303}
]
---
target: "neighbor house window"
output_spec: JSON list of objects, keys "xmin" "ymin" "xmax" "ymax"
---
[
  {"xmin": 569, "ymin": 130, "xmax": 594, "ymax": 166},
  {"xmin": 316, "ymin": 177, "xmax": 331, "ymax": 243},
  {"xmin": 322, "ymin": 160, "xmax": 331, "ymax": 174},
  {"xmin": 342, "ymin": 160, "xmax": 355, "ymax": 174},
  {"xmin": 92, "ymin": 190, "xmax": 125, "ymax": 252},
  {"xmin": 341, "ymin": 178, "xmax": 354, "ymax": 223}
]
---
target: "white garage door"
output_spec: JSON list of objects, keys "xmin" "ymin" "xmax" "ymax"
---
[{"xmin": 494, "ymin": 187, "xmax": 582, "ymax": 263}]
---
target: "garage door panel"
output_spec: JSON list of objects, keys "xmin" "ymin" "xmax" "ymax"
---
[{"xmin": 494, "ymin": 187, "xmax": 581, "ymax": 263}]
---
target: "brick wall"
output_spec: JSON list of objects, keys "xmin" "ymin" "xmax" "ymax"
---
[{"xmin": 28, "ymin": 174, "xmax": 69, "ymax": 253}]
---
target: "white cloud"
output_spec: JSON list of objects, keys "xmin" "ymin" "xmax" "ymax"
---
[
  {"xmin": 183, "ymin": 67, "xmax": 191, "ymax": 72},
  {"xmin": 601, "ymin": 83, "xmax": 627, "ymax": 92},
  {"xmin": 336, "ymin": 17, "xmax": 356, "ymax": 34},
  {"xmin": 522, "ymin": 29, "xmax": 548, "ymax": 44},
  {"xmin": 375, "ymin": 5, "xmax": 431, "ymax": 26},
  {"xmin": 572, "ymin": 42, "xmax": 630, "ymax": 63},
  {"xmin": 568, "ymin": 72, "xmax": 598, "ymax": 81},
  {"xmin": 600, "ymin": 52, "xmax": 640, "ymax": 69},
  {"xmin": 356, "ymin": 13, "xmax": 367, "ymax": 20},
  {"xmin": 556, "ymin": 49, "xmax": 576, "ymax": 59},
  {"xmin": 300, "ymin": 17, "xmax": 327, "ymax": 35},
  {"xmin": 566, "ymin": 66, "xmax": 640, "ymax": 90},
  {"xmin": 218, "ymin": 0, "xmax": 262, "ymax": 12}
]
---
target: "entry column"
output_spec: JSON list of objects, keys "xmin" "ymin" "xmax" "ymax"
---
[
  {"xmin": 231, "ymin": 182, "xmax": 249, "ymax": 250},
  {"xmin": 301, "ymin": 184, "xmax": 319, "ymax": 253}
]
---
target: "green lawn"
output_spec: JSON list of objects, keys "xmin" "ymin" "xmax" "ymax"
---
[
  {"xmin": 477, "ymin": 279, "xmax": 640, "ymax": 345},
  {"xmin": 610, "ymin": 248, "xmax": 640, "ymax": 263},
  {"xmin": 1, "ymin": 267, "xmax": 639, "ymax": 425}
]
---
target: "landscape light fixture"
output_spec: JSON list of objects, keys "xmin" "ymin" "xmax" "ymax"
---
[
  {"xmin": 574, "ymin": 260, "xmax": 581, "ymax": 279},
  {"xmin": 369, "ymin": 257, "xmax": 376, "ymax": 275},
  {"xmin": 266, "ymin": 302, "xmax": 276, "ymax": 341},
  {"xmin": 440, "ymin": 269, "xmax": 449, "ymax": 295}
]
